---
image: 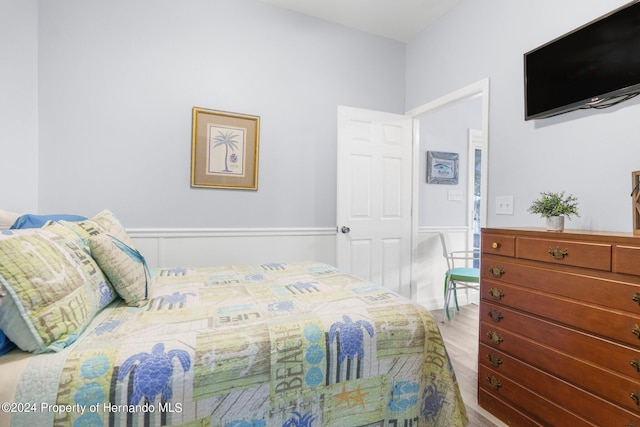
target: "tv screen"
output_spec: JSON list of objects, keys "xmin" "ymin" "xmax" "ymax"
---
[{"xmin": 524, "ymin": 1, "xmax": 640, "ymax": 120}]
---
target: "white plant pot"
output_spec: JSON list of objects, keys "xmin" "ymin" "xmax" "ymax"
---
[{"xmin": 546, "ymin": 215, "xmax": 565, "ymax": 232}]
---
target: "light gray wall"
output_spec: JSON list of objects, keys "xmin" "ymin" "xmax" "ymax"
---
[
  {"xmin": 9, "ymin": 1, "xmax": 640, "ymax": 234},
  {"xmin": 35, "ymin": 0, "xmax": 405, "ymax": 228},
  {"xmin": 407, "ymin": 0, "xmax": 640, "ymax": 232},
  {"xmin": 0, "ymin": 0, "xmax": 38, "ymax": 213}
]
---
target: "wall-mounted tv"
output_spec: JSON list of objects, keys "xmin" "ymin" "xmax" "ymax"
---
[{"xmin": 524, "ymin": 1, "xmax": 640, "ymax": 120}]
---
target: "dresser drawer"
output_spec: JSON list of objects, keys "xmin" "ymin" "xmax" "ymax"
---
[
  {"xmin": 480, "ymin": 301, "xmax": 640, "ymax": 380},
  {"xmin": 481, "ymin": 254, "xmax": 640, "ymax": 314},
  {"xmin": 482, "ymin": 233, "xmax": 515, "ymax": 257},
  {"xmin": 481, "ymin": 279, "xmax": 640, "ymax": 348},
  {"xmin": 480, "ymin": 322, "xmax": 640, "ymax": 414},
  {"xmin": 478, "ymin": 388, "xmax": 541, "ymax": 427},
  {"xmin": 516, "ymin": 236, "xmax": 611, "ymax": 271},
  {"xmin": 478, "ymin": 364, "xmax": 596, "ymax": 427},
  {"xmin": 615, "ymin": 244, "xmax": 640, "ymax": 276},
  {"xmin": 479, "ymin": 343, "xmax": 640, "ymax": 426}
]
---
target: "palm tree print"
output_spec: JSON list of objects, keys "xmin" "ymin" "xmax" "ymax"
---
[{"xmin": 213, "ymin": 130, "xmax": 240, "ymax": 173}]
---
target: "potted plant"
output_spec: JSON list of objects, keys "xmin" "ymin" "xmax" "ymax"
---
[{"xmin": 528, "ymin": 191, "xmax": 579, "ymax": 231}]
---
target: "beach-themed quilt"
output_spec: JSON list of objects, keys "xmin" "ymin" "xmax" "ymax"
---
[{"xmin": 12, "ymin": 261, "xmax": 468, "ymax": 426}]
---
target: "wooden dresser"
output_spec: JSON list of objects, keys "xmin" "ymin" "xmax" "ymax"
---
[{"xmin": 479, "ymin": 227, "xmax": 640, "ymax": 427}]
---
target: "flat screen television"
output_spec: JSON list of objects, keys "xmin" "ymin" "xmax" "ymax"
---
[{"xmin": 524, "ymin": 1, "xmax": 640, "ymax": 120}]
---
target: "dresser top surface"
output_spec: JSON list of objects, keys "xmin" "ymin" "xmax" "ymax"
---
[{"xmin": 482, "ymin": 227, "xmax": 640, "ymax": 244}]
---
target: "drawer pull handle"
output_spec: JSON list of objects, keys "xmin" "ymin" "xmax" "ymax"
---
[
  {"xmin": 491, "ymin": 242, "xmax": 500, "ymax": 249},
  {"xmin": 631, "ymin": 391, "xmax": 640, "ymax": 407},
  {"xmin": 488, "ymin": 310, "xmax": 503, "ymax": 323},
  {"xmin": 487, "ymin": 331, "xmax": 503, "ymax": 345},
  {"xmin": 487, "ymin": 353, "xmax": 503, "ymax": 367},
  {"xmin": 488, "ymin": 266, "xmax": 505, "ymax": 278},
  {"xmin": 488, "ymin": 288, "xmax": 504, "ymax": 300},
  {"xmin": 633, "ymin": 325, "xmax": 640, "ymax": 340},
  {"xmin": 633, "ymin": 293, "xmax": 640, "ymax": 307},
  {"xmin": 548, "ymin": 247, "xmax": 568, "ymax": 260},
  {"xmin": 486, "ymin": 375, "xmax": 502, "ymax": 390},
  {"xmin": 631, "ymin": 358, "xmax": 640, "ymax": 374}
]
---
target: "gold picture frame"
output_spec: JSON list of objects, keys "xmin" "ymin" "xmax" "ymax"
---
[{"xmin": 191, "ymin": 107, "xmax": 260, "ymax": 190}]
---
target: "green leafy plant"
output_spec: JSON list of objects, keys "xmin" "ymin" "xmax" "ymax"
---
[{"xmin": 528, "ymin": 191, "xmax": 579, "ymax": 219}]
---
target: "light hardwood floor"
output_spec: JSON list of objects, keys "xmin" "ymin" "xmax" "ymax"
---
[{"xmin": 430, "ymin": 304, "xmax": 508, "ymax": 427}]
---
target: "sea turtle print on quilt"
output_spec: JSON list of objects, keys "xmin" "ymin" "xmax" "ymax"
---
[{"xmin": 12, "ymin": 261, "xmax": 468, "ymax": 427}]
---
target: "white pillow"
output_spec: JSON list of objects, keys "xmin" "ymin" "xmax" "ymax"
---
[{"xmin": 0, "ymin": 209, "xmax": 20, "ymax": 229}]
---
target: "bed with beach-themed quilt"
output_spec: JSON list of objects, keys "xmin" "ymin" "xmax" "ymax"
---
[{"xmin": 0, "ymin": 209, "xmax": 468, "ymax": 427}]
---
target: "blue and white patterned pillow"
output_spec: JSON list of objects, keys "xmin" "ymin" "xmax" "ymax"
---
[
  {"xmin": 0, "ymin": 223, "xmax": 115, "ymax": 353},
  {"xmin": 89, "ymin": 234, "xmax": 150, "ymax": 307}
]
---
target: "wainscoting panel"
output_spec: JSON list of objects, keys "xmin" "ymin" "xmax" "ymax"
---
[{"xmin": 128, "ymin": 227, "xmax": 337, "ymax": 269}]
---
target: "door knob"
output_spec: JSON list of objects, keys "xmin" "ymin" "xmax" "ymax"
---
[{"xmin": 341, "ymin": 226, "xmax": 351, "ymax": 234}]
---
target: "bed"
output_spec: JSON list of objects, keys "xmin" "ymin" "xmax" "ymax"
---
[{"xmin": 0, "ymin": 210, "xmax": 468, "ymax": 427}]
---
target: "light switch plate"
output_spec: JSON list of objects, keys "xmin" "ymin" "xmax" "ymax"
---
[
  {"xmin": 448, "ymin": 190, "xmax": 463, "ymax": 201},
  {"xmin": 496, "ymin": 196, "xmax": 514, "ymax": 215}
]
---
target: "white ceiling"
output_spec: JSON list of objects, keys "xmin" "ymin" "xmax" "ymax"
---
[{"xmin": 257, "ymin": 0, "xmax": 460, "ymax": 42}]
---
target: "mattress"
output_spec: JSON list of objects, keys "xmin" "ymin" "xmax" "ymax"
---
[{"xmin": 1, "ymin": 261, "xmax": 468, "ymax": 426}]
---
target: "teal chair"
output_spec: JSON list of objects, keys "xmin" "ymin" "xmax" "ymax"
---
[{"xmin": 438, "ymin": 232, "xmax": 480, "ymax": 321}]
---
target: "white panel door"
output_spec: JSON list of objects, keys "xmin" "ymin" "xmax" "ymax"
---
[{"xmin": 336, "ymin": 106, "xmax": 414, "ymax": 297}]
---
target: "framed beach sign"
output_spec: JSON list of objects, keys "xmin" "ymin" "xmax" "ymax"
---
[
  {"xmin": 191, "ymin": 107, "xmax": 260, "ymax": 190},
  {"xmin": 426, "ymin": 151, "xmax": 459, "ymax": 184}
]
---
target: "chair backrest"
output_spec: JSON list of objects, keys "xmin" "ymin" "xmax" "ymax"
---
[
  {"xmin": 438, "ymin": 232, "xmax": 454, "ymax": 271},
  {"xmin": 438, "ymin": 231, "xmax": 478, "ymax": 271}
]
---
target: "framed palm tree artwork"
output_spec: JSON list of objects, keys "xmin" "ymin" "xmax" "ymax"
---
[{"xmin": 191, "ymin": 107, "xmax": 260, "ymax": 190}]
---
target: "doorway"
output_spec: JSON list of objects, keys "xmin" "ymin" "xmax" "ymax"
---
[
  {"xmin": 335, "ymin": 79, "xmax": 489, "ymax": 305},
  {"xmin": 406, "ymin": 78, "xmax": 489, "ymax": 304}
]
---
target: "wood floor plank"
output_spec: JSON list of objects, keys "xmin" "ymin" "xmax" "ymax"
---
[{"xmin": 430, "ymin": 304, "xmax": 508, "ymax": 427}]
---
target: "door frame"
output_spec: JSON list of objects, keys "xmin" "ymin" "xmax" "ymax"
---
[{"xmin": 405, "ymin": 78, "xmax": 490, "ymax": 300}]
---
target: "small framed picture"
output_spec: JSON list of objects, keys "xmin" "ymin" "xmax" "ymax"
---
[
  {"xmin": 426, "ymin": 151, "xmax": 459, "ymax": 184},
  {"xmin": 191, "ymin": 107, "xmax": 260, "ymax": 190}
]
